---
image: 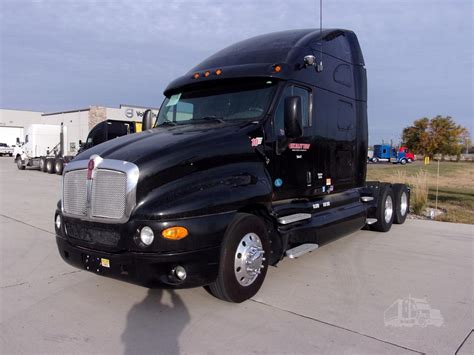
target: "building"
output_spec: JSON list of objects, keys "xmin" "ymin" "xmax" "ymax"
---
[{"xmin": 0, "ymin": 104, "xmax": 159, "ymax": 155}]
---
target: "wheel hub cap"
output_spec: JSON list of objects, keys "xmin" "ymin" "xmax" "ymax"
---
[
  {"xmin": 384, "ymin": 195, "xmax": 393, "ymax": 223},
  {"xmin": 234, "ymin": 233, "xmax": 265, "ymax": 286}
]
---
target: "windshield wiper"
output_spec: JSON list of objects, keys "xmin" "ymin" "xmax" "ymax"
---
[
  {"xmin": 193, "ymin": 116, "xmax": 225, "ymax": 124},
  {"xmin": 159, "ymin": 120, "xmax": 177, "ymax": 126}
]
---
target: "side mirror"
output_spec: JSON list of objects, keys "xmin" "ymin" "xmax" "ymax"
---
[
  {"xmin": 284, "ymin": 96, "xmax": 303, "ymax": 138},
  {"xmin": 142, "ymin": 109, "xmax": 154, "ymax": 131}
]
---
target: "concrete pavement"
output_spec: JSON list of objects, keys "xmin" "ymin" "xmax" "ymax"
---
[{"xmin": 0, "ymin": 158, "xmax": 472, "ymax": 354}]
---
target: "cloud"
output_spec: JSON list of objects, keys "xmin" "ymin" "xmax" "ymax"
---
[{"xmin": 0, "ymin": 0, "xmax": 472, "ymax": 142}]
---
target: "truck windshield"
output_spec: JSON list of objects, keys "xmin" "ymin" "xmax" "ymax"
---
[{"xmin": 155, "ymin": 79, "xmax": 277, "ymax": 126}]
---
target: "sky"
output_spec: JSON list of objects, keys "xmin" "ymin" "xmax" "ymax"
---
[{"xmin": 0, "ymin": 0, "xmax": 472, "ymax": 144}]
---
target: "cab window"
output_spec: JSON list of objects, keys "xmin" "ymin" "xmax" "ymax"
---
[{"xmin": 274, "ymin": 84, "xmax": 311, "ymax": 136}]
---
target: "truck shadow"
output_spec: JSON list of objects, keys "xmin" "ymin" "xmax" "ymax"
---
[{"xmin": 122, "ymin": 289, "xmax": 190, "ymax": 355}]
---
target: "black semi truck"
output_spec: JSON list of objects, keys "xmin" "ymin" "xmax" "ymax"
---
[{"xmin": 55, "ymin": 29, "xmax": 410, "ymax": 303}]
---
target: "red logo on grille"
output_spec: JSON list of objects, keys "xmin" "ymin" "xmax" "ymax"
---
[{"xmin": 87, "ymin": 159, "xmax": 94, "ymax": 180}]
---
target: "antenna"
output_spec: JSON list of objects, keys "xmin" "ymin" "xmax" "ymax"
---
[{"xmin": 317, "ymin": 0, "xmax": 324, "ymax": 72}]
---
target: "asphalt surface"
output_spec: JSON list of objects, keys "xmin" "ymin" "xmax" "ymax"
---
[{"xmin": 0, "ymin": 158, "xmax": 472, "ymax": 354}]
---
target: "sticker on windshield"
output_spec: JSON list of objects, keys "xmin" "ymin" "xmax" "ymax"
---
[{"xmin": 166, "ymin": 93, "xmax": 182, "ymax": 107}]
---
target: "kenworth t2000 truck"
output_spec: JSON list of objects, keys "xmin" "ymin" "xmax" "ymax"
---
[{"xmin": 55, "ymin": 29, "xmax": 410, "ymax": 303}]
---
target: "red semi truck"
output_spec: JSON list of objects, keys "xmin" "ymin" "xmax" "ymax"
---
[{"xmin": 399, "ymin": 146, "xmax": 415, "ymax": 162}]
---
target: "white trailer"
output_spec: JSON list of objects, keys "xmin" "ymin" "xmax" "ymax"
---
[{"xmin": 17, "ymin": 124, "xmax": 70, "ymax": 173}]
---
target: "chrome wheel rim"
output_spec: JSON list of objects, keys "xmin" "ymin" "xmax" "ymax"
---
[
  {"xmin": 400, "ymin": 192, "xmax": 408, "ymax": 216},
  {"xmin": 234, "ymin": 232, "xmax": 265, "ymax": 286},
  {"xmin": 384, "ymin": 195, "xmax": 393, "ymax": 223}
]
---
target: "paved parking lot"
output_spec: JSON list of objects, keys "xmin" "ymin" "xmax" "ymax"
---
[{"xmin": 0, "ymin": 157, "xmax": 472, "ymax": 354}]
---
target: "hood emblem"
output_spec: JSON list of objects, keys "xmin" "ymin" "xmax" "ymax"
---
[{"xmin": 85, "ymin": 155, "xmax": 103, "ymax": 215}]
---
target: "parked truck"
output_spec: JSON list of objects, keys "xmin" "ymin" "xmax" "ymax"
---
[
  {"xmin": 399, "ymin": 146, "xmax": 415, "ymax": 162},
  {"xmin": 55, "ymin": 29, "xmax": 410, "ymax": 303},
  {"xmin": 370, "ymin": 144, "xmax": 393, "ymax": 163},
  {"xmin": 17, "ymin": 119, "xmax": 140, "ymax": 174},
  {"xmin": 0, "ymin": 143, "xmax": 13, "ymax": 157}
]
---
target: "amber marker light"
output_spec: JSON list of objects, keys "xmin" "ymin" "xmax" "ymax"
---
[
  {"xmin": 193, "ymin": 72, "xmax": 200, "ymax": 79},
  {"xmin": 215, "ymin": 68, "xmax": 222, "ymax": 75},
  {"xmin": 273, "ymin": 65, "xmax": 282, "ymax": 73},
  {"xmin": 162, "ymin": 226, "xmax": 189, "ymax": 240},
  {"xmin": 204, "ymin": 70, "xmax": 211, "ymax": 77}
]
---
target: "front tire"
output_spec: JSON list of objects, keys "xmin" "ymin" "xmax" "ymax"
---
[
  {"xmin": 208, "ymin": 213, "xmax": 270, "ymax": 303},
  {"xmin": 370, "ymin": 185, "xmax": 394, "ymax": 232},
  {"xmin": 16, "ymin": 158, "xmax": 25, "ymax": 170},
  {"xmin": 400, "ymin": 158, "xmax": 407, "ymax": 165},
  {"xmin": 372, "ymin": 157, "xmax": 378, "ymax": 163}
]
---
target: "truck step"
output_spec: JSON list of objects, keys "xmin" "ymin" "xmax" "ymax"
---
[
  {"xmin": 286, "ymin": 243, "xmax": 319, "ymax": 259},
  {"xmin": 366, "ymin": 218, "xmax": 377, "ymax": 225},
  {"xmin": 277, "ymin": 213, "xmax": 311, "ymax": 225}
]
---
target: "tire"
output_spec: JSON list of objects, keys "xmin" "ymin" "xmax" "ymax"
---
[
  {"xmin": 16, "ymin": 158, "xmax": 25, "ymax": 170},
  {"xmin": 8, "ymin": 153, "xmax": 12, "ymax": 157},
  {"xmin": 39, "ymin": 157, "xmax": 47, "ymax": 172},
  {"xmin": 407, "ymin": 158, "xmax": 413, "ymax": 163},
  {"xmin": 208, "ymin": 213, "xmax": 270, "ymax": 303},
  {"xmin": 372, "ymin": 157, "xmax": 378, "ymax": 163},
  {"xmin": 46, "ymin": 158, "xmax": 55, "ymax": 174},
  {"xmin": 400, "ymin": 158, "xmax": 407, "ymax": 165},
  {"xmin": 392, "ymin": 184, "xmax": 409, "ymax": 224},
  {"xmin": 370, "ymin": 185, "xmax": 394, "ymax": 232},
  {"xmin": 55, "ymin": 159, "xmax": 64, "ymax": 175}
]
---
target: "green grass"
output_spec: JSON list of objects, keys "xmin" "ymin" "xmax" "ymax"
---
[{"xmin": 367, "ymin": 161, "xmax": 474, "ymax": 224}]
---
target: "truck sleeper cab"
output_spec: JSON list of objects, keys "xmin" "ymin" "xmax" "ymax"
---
[{"xmin": 55, "ymin": 29, "xmax": 410, "ymax": 303}]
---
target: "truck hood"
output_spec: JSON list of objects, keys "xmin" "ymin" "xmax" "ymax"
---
[
  {"xmin": 75, "ymin": 122, "xmax": 258, "ymax": 164},
  {"xmin": 74, "ymin": 122, "xmax": 265, "ymax": 201}
]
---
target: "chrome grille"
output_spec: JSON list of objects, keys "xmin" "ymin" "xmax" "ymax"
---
[
  {"xmin": 91, "ymin": 170, "xmax": 127, "ymax": 219},
  {"xmin": 63, "ymin": 169, "xmax": 88, "ymax": 216},
  {"xmin": 62, "ymin": 157, "xmax": 138, "ymax": 223}
]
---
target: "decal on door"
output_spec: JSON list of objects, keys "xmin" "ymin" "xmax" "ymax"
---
[
  {"xmin": 288, "ymin": 143, "xmax": 311, "ymax": 152},
  {"xmin": 251, "ymin": 137, "xmax": 263, "ymax": 147}
]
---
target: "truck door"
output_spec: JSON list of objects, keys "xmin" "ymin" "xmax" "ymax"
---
[{"xmin": 271, "ymin": 84, "xmax": 315, "ymax": 200}]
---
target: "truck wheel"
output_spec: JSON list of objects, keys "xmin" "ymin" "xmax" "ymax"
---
[
  {"xmin": 208, "ymin": 213, "xmax": 270, "ymax": 303},
  {"xmin": 392, "ymin": 184, "xmax": 409, "ymax": 224},
  {"xmin": 55, "ymin": 159, "xmax": 64, "ymax": 175},
  {"xmin": 372, "ymin": 157, "xmax": 378, "ymax": 163},
  {"xmin": 407, "ymin": 158, "xmax": 413, "ymax": 163},
  {"xmin": 16, "ymin": 158, "xmax": 25, "ymax": 170},
  {"xmin": 400, "ymin": 158, "xmax": 407, "ymax": 165},
  {"xmin": 46, "ymin": 158, "xmax": 55, "ymax": 174},
  {"xmin": 370, "ymin": 185, "xmax": 394, "ymax": 232},
  {"xmin": 39, "ymin": 157, "xmax": 47, "ymax": 172},
  {"xmin": 8, "ymin": 153, "xmax": 12, "ymax": 157}
]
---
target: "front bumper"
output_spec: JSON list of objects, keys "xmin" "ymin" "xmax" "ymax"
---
[{"xmin": 56, "ymin": 235, "xmax": 220, "ymax": 288}]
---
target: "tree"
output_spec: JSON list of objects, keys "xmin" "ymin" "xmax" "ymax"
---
[{"xmin": 402, "ymin": 115, "xmax": 469, "ymax": 159}]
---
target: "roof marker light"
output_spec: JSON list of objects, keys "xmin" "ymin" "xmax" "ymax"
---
[
  {"xmin": 193, "ymin": 72, "xmax": 200, "ymax": 79},
  {"xmin": 204, "ymin": 71, "xmax": 211, "ymax": 77},
  {"xmin": 215, "ymin": 69, "xmax": 222, "ymax": 75}
]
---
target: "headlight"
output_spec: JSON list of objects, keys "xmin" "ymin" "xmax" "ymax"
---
[
  {"xmin": 140, "ymin": 226, "xmax": 154, "ymax": 246},
  {"xmin": 55, "ymin": 214, "xmax": 61, "ymax": 230}
]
